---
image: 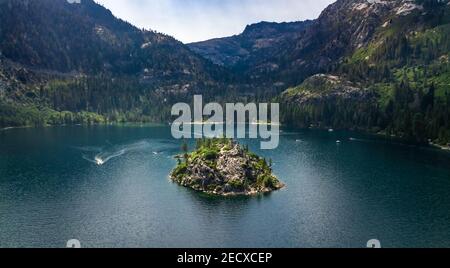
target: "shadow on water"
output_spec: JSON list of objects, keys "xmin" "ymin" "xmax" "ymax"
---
[{"xmin": 177, "ymin": 184, "xmax": 277, "ymax": 218}]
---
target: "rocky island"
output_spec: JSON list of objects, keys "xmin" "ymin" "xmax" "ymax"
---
[{"xmin": 170, "ymin": 139, "xmax": 284, "ymax": 196}]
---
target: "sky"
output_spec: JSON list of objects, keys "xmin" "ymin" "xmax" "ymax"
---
[{"xmin": 94, "ymin": 0, "xmax": 336, "ymax": 43}]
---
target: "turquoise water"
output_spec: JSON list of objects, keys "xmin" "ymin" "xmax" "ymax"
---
[{"xmin": 1, "ymin": 125, "xmax": 450, "ymax": 248}]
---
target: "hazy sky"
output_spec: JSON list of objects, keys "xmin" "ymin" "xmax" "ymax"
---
[{"xmin": 94, "ymin": 0, "xmax": 335, "ymax": 43}]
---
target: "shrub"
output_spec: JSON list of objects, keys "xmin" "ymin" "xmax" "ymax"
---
[
  {"xmin": 228, "ymin": 179, "xmax": 245, "ymax": 190},
  {"xmin": 172, "ymin": 162, "xmax": 188, "ymax": 179}
]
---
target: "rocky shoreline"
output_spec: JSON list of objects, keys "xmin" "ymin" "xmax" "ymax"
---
[{"xmin": 170, "ymin": 139, "xmax": 284, "ymax": 196}]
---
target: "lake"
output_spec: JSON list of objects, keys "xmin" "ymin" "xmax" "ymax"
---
[{"xmin": 1, "ymin": 125, "xmax": 450, "ymax": 248}]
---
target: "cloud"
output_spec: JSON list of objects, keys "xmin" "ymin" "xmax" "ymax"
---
[{"xmin": 94, "ymin": 0, "xmax": 336, "ymax": 43}]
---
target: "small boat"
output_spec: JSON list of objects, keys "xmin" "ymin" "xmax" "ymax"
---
[
  {"xmin": 328, "ymin": 129, "xmax": 334, "ymax": 132},
  {"xmin": 95, "ymin": 157, "xmax": 105, "ymax": 166},
  {"xmin": 336, "ymin": 140, "xmax": 341, "ymax": 144}
]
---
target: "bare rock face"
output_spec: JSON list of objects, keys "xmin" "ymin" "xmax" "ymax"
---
[
  {"xmin": 170, "ymin": 139, "xmax": 284, "ymax": 196},
  {"xmin": 282, "ymin": 74, "xmax": 378, "ymax": 104},
  {"xmin": 280, "ymin": 74, "xmax": 382, "ymax": 130},
  {"xmin": 188, "ymin": 21, "xmax": 313, "ymax": 67}
]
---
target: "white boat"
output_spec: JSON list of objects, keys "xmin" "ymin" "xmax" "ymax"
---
[{"xmin": 95, "ymin": 157, "xmax": 105, "ymax": 166}]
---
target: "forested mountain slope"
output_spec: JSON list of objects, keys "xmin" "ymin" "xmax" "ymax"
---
[
  {"xmin": 280, "ymin": 0, "xmax": 450, "ymax": 145},
  {"xmin": 0, "ymin": 0, "xmax": 235, "ymax": 126},
  {"xmin": 0, "ymin": 0, "xmax": 223, "ymax": 77},
  {"xmin": 1, "ymin": 0, "xmax": 449, "ymax": 146},
  {"xmin": 188, "ymin": 20, "xmax": 313, "ymax": 68}
]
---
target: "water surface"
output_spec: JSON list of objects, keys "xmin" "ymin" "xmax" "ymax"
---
[{"xmin": 1, "ymin": 125, "xmax": 450, "ymax": 248}]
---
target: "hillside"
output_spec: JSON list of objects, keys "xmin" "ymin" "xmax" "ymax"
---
[
  {"xmin": 192, "ymin": 0, "xmax": 393, "ymax": 85},
  {"xmin": 0, "ymin": 0, "xmax": 235, "ymax": 127},
  {"xmin": 188, "ymin": 0, "xmax": 450, "ymax": 145},
  {"xmin": 1, "ymin": 0, "xmax": 449, "ymax": 146},
  {"xmin": 191, "ymin": 0, "xmax": 450, "ymax": 86},
  {"xmin": 188, "ymin": 20, "xmax": 313, "ymax": 68},
  {"xmin": 280, "ymin": 0, "xmax": 450, "ymax": 145},
  {"xmin": 0, "ymin": 0, "xmax": 223, "ymax": 77}
]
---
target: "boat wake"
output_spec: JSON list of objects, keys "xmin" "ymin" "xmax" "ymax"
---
[
  {"xmin": 82, "ymin": 149, "xmax": 127, "ymax": 166},
  {"xmin": 75, "ymin": 140, "xmax": 178, "ymax": 166}
]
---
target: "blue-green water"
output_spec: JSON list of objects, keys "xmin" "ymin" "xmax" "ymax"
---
[{"xmin": 1, "ymin": 125, "xmax": 450, "ymax": 248}]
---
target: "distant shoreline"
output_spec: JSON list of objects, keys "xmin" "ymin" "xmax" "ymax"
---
[
  {"xmin": 0, "ymin": 122, "xmax": 166, "ymax": 132},
  {"xmin": 2, "ymin": 123, "xmax": 449, "ymax": 153},
  {"xmin": 0, "ymin": 126, "xmax": 32, "ymax": 132},
  {"xmin": 183, "ymin": 121, "xmax": 281, "ymax": 126},
  {"xmin": 430, "ymin": 142, "xmax": 450, "ymax": 151}
]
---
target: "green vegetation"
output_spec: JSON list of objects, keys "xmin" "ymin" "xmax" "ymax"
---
[
  {"xmin": 170, "ymin": 138, "xmax": 283, "ymax": 196},
  {"xmin": 281, "ymin": 3, "xmax": 450, "ymax": 146},
  {"xmin": 171, "ymin": 161, "xmax": 188, "ymax": 181},
  {"xmin": 0, "ymin": 101, "xmax": 106, "ymax": 128},
  {"xmin": 2, "ymin": 0, "xmax": 450, "ymax": 149},
  {"xmin": 0, "ymin": 0, "xmax": 237, "ymax": 128}
]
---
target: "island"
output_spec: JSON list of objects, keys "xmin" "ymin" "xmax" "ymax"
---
[{"xmin": 170, "ymin": 138, "xmax": 284, "ymax": 196}]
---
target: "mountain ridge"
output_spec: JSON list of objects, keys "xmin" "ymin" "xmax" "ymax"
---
[
  {"xmin": 188, "ymin": 20, "xmax": 313, "ymax": 67},
  {"xmin": 1, "ymin": 0, "xmax": 450, "ymax": 146},
  {"xmin": 190, "ymin": 0, "xmax": 447, "ymax": 86},
  {"xmin": 279, "ymin": 0, "xmax": 450, "ymax": 144},
  {"xmin": 0, "ymin": 0, "xmax": 237, "ymax": 127}
]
